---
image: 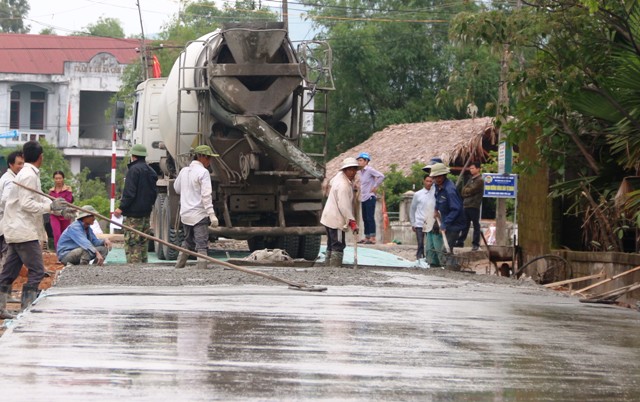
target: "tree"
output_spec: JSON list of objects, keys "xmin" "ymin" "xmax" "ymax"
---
[
  {"xmin": 305, "ymin": 0, "xmax": 495, "ymax": 158},
  {"xmin": 117, "ymin": 0, "xmax": 279, "ymax": 92},
  {"xmin": 74, "ymin": 17, "xmax": 125, "ymax": 38},
  {"xmin": 0, "ymin": 0, "xmax": 29, "ymax": 33},
  {"xmin": 1, "ymin": 142, "xmax": 112, "ymax": 216},
  {"xmin": 39, "ymin": 27, "xmax": 56, "ymax": 35},
  {"xmin": 454, "ymin": 1, "xmax": 640, "ymax": 251}
]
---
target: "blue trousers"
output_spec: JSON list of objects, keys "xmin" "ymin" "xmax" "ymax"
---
[{"xmin": 361, "ymin": 196, "xmax": 377, "ymax": 238}]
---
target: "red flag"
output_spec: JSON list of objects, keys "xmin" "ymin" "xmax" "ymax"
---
[
  {"xmin": 66, "ymin": 103, "xmax": 71, "ymax": 135},
  {"xmin": 152, "ymin": 55, "xmax": 162, "ymax": 78}
]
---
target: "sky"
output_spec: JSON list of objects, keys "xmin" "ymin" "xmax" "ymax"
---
[{"xmin": 26, "ymin": 0, "xmax": 316, "ymax": 42}]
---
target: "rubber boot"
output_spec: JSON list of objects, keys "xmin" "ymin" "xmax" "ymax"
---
[
  {"xmin": 0, "ymin": 284, "xmax": 15, "ymax": 320},
  {"xmin": 196, "ymin": 258, "xmax": 208, "ymax": 269},
  {"xmin": 20, "ymin": 284, "xmax": 40, "ymax": 311},
  {"xmin": 329, "ymin": 251, "xmax": 343, "ymax": 267},
  {"xmin": 175, "ymin": 252, "xmax": 188, "ymax": 269},
  {"xmin": 196, "ymin": 249, "xmax": 208, "ymax": 269}
]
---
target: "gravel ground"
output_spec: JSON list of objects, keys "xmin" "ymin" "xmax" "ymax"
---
[{"xmin": 54, "ymin": 240, "xmax": 552, "ymax": 293}]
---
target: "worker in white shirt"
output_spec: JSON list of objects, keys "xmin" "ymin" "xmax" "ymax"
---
[
  {"xmin": 0, "ymin": 151, "xmax": 24, "ymax": 265},
  {"xmin": 173, "ymin": 145, "xmax": 219, "ymax": 269},
  {"xmin": 0, "ymin": 141, "xmax": 75, "ymax": 318}
]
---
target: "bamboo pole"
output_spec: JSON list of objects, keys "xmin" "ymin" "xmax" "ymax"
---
[
  {"xmin": 15, "ymin": 182, "xmax": 327, "ymax": 292},
  {"xmin": 571, "ymin": 265, "xmax": 640, "ymax": 296},
  {"xmin": 543, "ymin": 271, "xmax": 605, "ymax": 288},
  {"xmin": 580, "ymin": 282, "xmax": 640, "ymax": 304}
]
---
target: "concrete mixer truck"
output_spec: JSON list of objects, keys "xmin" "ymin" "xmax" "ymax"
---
[{"xmin": 130, "ymin": 22, "xmax": 333, "ymax": 261}]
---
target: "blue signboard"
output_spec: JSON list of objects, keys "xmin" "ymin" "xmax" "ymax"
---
[{"xmin": 483, "ymin": 173, "xmax": 517, "ymax": 199}]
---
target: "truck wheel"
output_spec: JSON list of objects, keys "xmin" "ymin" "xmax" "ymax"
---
[
  {"xmin": 299, "ymin": 234, "xmax": 321, "ymax": 261},
  {"xmin": 166, "ymin": 228, "xmax": 184, "ymax": 260},
  {"xmin": 277, "ymin": 235, "xmax": 299, "ymax": 259},
  {"xmin": 153, "ymin": 194, "xmax": 166, "ymax": 260},
  {"xmin": 247, "ymin": 236, "xmax": 266, "ymax": 252},
  {"xmin": 161, "ymin": 200, "xmax": 183, "ymax": 260}
]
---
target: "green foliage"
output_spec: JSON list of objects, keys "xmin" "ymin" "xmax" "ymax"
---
[
  {"xmin": 380, "ymin": 162, "xmax": 430, "ymax": 212},
  {"xmin": 448, "ymin": 1, "xmax": 640, "ymax": 250},
  {"xmin": 72, "ymin": 168, "xmax": 108, "ymax": 202},
  {"xmin": 0, "ymin": 0, "xmax": 29, "ymax": 33},
  {"xmin": 39, "ymin": 140, "xmax": 73, "ymax": 193},
  {"xmin": 306, "ymin": 0, "xmax": 495, "ymax": 158},
  {"xmin": 111, "ymin": 0, "xmax": 280, "ymax": 127},
  {"xmin": 380, "ymin": 164, "xmax": 413, "ymax": 212},
  {"xmin": 74, "ymin": 17, "xmax": 125, "ymax": 38},
  {"xmin": 0, "ymin": 140, "xmax": 71, "ymax": 193},
  {"xmin": 75, "ymin": 195, "xmax": 111, "ymax": 218},
  {"xmin": 39, "ymin": 27, "xmax": 55, "ymax": 35}
]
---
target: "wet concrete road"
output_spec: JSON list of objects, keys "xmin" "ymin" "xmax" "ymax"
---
[{"xmin": 1, "ymin": 273, "xmax": 640, "ymax": 401}]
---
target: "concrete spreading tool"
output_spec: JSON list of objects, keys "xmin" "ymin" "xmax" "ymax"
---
[{"xmin": 15, "ymin": 182, "xmax": 328, "ymax": 292}]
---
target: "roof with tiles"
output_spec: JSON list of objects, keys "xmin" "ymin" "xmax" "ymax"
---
[{"xmin": 0, "ymin": 34, "xmax": 141, "ymax": 75}]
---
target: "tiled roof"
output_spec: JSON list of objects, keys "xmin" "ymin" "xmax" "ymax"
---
[{"xmin": 0, "ymin": 34, "xmax": 141, "ymax": 74}]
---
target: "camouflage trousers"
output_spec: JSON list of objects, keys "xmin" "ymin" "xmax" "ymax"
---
[{"xmin": 124, "ymin": 215, "xmax": 151, "ymax": 263}]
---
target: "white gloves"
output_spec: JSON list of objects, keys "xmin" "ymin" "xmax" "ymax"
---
[{"xmin": 209, "ymin": 213, "xmax": 219, "ymax": 228}]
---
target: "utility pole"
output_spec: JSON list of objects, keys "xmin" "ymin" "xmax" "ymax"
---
[
  {"xmin": 495, "ymin": 44, "xmax": 511, "ymax": 247},
  {"xmin": 495, "ymin": 0, "xmax": 521, "ymax": 247},
  {"xmin": 282, "ymin": 0, "xmax": 288, "ymax": 31},
  {"xmin": 137, "ymin": 0, "xmax": 149, "ymax": 80}
]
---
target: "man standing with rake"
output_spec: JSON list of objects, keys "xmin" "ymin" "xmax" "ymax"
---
[{"xmin": 0, "ymin": 141, "xmax": 75, "ymax": 318}]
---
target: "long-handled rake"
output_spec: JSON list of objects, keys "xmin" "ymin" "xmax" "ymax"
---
[{"xmin": 16, "ymin": 182, "xmax": 328, "ymax": 292}]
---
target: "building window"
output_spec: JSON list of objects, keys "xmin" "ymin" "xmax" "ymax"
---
[
  {"xmin": 10, "ymin": 91, "xmax": 19, "ymax": 129},
  {"xmin": 30, "ymin": 91, "xmax": 45, "ymax": 130}
]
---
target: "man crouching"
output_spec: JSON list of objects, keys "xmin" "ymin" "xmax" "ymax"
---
[{"xmin": 57, "ymin": 205, "xmax": 111, "ymax": 266}]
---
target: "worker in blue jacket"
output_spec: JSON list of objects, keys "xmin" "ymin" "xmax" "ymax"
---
[
  {"xmin": 57, "ymin": 205, "xmax": 111, "ymax": 266},
  {"xmin": 429, "ymin": 163, "xmax": 466, "ymax": 255}
]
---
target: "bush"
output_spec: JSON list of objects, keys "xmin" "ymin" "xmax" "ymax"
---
[
  {"xmin": 380, "ymin": 162, "xmax": 433, "ymax": 212},
  {"xmin": 74, "ymin": 195, "xmax": 111, "ymax": 218}
]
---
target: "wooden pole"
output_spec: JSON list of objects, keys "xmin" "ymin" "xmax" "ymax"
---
[
  {"xmin": 543, "ymin": 271, "xmax": 604, "ymax": 288},
  {"xmin": 571, "ymin": 265, "xmax": 640, "ymax": 296},
  {"xmin": 16, "ymin": 182, "xmax": 327, "ymax": 291}
]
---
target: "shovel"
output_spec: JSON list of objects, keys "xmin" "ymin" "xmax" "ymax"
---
[{"xmin": 436, "ymin": 217, "xmax": 460, "ymax": 271}]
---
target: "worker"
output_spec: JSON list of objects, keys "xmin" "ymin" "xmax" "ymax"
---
[
  {"xmin": 410, "ymin": 175, "xmax": 438, "ymax": 261},
  {"xmin": 57, "ymin": 205, "xmax": 111, "ymax": 266},
  {"xmin": 0, "ymin": 150, "xmax": 24, "ymax": 265},
  {"xmin": 356, "ymin": 152, "xmax": 385, "ymax": 244},
  {"xmin": 429, "ymin": 162, "xmax": 466, "ymax": 259},
  {"xmin": 115, "ymin": 144, "xmax": 158, "ymax": 263},
  {"xmin": 174, "ymin": 145, "xmax": 219, "ymax": 269},
  {"xmin": 458, "ymin": 162, "xmax": 484, "ymax": 251},
  {"xmin": 320, "ymin": 157, "xmax": 359, "ymax": 267},
  {"xmin": 421, "ymin": 157, "xmax": 443, "ymax": 176},
  {"xmin": 0, "ymin": 141, "xmax": 75, "ymax": 318}
]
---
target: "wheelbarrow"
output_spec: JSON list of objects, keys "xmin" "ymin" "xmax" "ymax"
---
[
  {"xmin": 434, "ymin": 218, "xmax": 473, "ymax": 272},
  {"xmin": 481, "ymin": 233, "xmax": 520, "ymax": 276}
]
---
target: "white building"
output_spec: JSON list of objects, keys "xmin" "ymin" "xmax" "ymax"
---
[{"xmin": 0, "ymin": 34, "xmax": 142, "ymax": 177}]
